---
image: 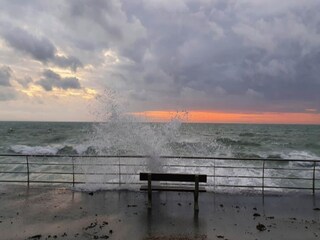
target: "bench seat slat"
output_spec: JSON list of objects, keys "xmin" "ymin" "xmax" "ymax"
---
[
  {"xmin": 140, "ymin": 185, "xmax": 206, "ymax": 192},
  {"xmin": 140, "ymin": 173, "xmax": 207, "ymax": 182}
]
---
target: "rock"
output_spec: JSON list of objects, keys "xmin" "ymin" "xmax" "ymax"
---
[
  {"xmin": 253, "ymin": 207, "xmax": 257, "ymax": 211},
  {"xmin": 28, "ymin": 235, "xmax": 42, "ymax": 239},
  {"xmin": 127, "ymin": 204, "xmax": 137, "ymax": 207},
  {"xmin": 109, "ymin": 230, "xmax": 113, "ymax": 234},
  {"xmin": 84, "ymin": 222, "xmax": 98, "ymax": 230},
  {"xmin": 100, "ymin": 236, "xmax": 109, "ymax": 239},
  {"xmin": 313, "ymin": 208, "xmax": 320, "ymax": 211},
  {"xmin": 253, "ymin": 213, "xmax": 261, "ymax": 217},
  {"xmin": 89, "ymin": 192, "xmax": 94, "ymax": 196},
  {"xmin": 220, "ymin": 204, "xmax": 224, "ymax": 208},
  {"xmin": 256, "ymin": 223, "xmax": 266, "ymax": 231},
  {"xmin": 217, "ymin": 235, "xmax": 224, "ymax": 238}
]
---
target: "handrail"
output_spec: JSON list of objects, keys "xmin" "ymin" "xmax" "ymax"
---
[
  {"xmin": 0, "ymin": 154, "xmax": 320, "ymax": 162},
  {"xmin": 0, "ymin": 154, "xmax": 319, "ymax": 194}
]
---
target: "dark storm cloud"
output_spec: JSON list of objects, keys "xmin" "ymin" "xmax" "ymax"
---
[
  {"xmin": 115, "ymin": 0, "xmax": 320, "ymax": 112},
  {"xmin": 1, "ymin": 26, "xmax": 83, "ymax": 71},
  {"xmin": 36, "ymin": 69, "xmax": 81, "ymax": 91},
  {"xmin": 53, "ymin": 56, "xmax": 83, "ymax": 72},
  {"xmin": 0, "ymin": 65, "xmax": 12, "ymax": 86},
  {"xmin": 0, "ymin": 0, "xmax": 320, "ymax": 112},
  {"xmin": 3, "ymin": 27, "xmax": 55, "ymax": 62}
]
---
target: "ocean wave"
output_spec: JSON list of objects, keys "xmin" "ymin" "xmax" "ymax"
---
[
  {"xmin": 217, "ymin": 137, "xmax": 261, "ymax": 147},
  {"xmin": 9, "ymin": 145, "xmax": 60, "ymax": 155},
  {"xmin": 239, "ymin": 132, "xmax": 255, "ymax": 137},
  {"xmin": 7, "ymin": 145, "xmax": 99, "ymax": 156},
  {"xmin": 8, "ymin": 144, "xmax": 91, "ymax": 155},
  {"xmin": 234, "ymin": 152, "xmax": 262, "ymax": 159},
  {"xmin": 279, "ymin": 150, "xmax": 319, "ymax": 160},
  {"xmin": 305, "ymin": 142, "xmax": 320, "ymax": 149}
]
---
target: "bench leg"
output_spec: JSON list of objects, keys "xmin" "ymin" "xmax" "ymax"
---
[
  {"xmin": 194, "ymin": 175, "xmax": 199, "ymax": 211},
  {"xmin": 148, "ymin": 173, "xmax": 152, "ymax": 209}
]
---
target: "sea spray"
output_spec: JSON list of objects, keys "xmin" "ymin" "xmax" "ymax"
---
[{"xmin": 78, "ymin": 90, "xmax": 188, "ymax": 190}]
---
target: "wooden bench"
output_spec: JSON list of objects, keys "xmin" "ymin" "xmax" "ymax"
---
[{"xmin": 140, "ymin": 173, "xmax": 207, "ymax": 211}]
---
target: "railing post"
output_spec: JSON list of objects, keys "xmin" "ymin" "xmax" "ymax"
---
[
  {"xmin": 313, "ymin": 161, "xmax": 316, "ymax": 195},
  {"xmin": 213, "ymin": 159, "xmax": 216, "ymax": 192},
  {"xmin": 262, "ymin": 160, "xmax": 265, "ymax": 195},
  {"xmin": 72, "ymin": 157, "xmax": 75, "ymax": 188},
  {"xmin": 26, "ymin": 156, "xmax": 30, "ymax": 186},
  {"xmin": 118, "ymin": 157, "xmax": 121, "ymax": 187},
  {"xmin": 148, "ymin": 173, "xmax": 152, "ymax": 209},
  {"xmin": 194, "ymin": 174, "xmax": 199, "ymax": 211}
]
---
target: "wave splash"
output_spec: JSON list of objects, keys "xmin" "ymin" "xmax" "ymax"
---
[{"xmin": 76, "ymin": 90, "xmax": 197, "ymax": 190}]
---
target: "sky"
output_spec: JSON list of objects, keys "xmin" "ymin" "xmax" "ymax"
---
[{"xmin": 0, "ymin": 0, "xmax": 320, "ymax": 124}]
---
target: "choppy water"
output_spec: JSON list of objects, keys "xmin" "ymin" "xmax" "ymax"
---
[
  {"xmin": 1, "ymin": 121, "xmax": 319, "ymax": 160},
  {"xmin": 1, "ymin": 121, "xmax": 319, "ymax": 192}
]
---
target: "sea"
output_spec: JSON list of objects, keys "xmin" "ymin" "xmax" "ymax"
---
[
  {"xmin": 0, "ymin": 121, "xmax": 319, "ymax": 192},
  {"xmin": 1, "ymin": 121, "xmax": 319, "ymax": 159}
]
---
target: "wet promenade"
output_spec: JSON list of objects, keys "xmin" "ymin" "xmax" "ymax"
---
[{"xmin": 0, "ymin": 185, "xmax": 320, "ymax": 239}]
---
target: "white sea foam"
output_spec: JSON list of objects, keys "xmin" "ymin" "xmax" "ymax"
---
[
  {"xmin": 280, "ymin": 150, "xmax": 319, "ymax": 160},
  {"xmin": 10, "ymin": 145, "xmax": 60, "ymax": 155}
]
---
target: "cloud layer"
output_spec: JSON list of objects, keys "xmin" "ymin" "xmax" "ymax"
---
[
  {"xmin": 0, "ymin": 0, "xmax": 320, "ymax": 119},
  {"xmin": 37, "ymin": 69, "xmax": 81, "ymax": 91}
]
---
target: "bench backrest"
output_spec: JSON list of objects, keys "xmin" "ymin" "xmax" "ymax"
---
[{"xmin": 140, "ymin": 173, "xmax": 207, "ymax": 182}]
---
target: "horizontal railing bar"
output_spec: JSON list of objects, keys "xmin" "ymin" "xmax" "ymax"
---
[
  {"xmin": 264, "ymin": 167, "xmax": 314, "ymax": 171},
  {"xmin": 1, "ymin": 154, "xmax": 320, "ymax": 162},
  {"xmin": 28, "ymin": 172, "xmax": 121, "ymax": 175},
  {"xmin": 214, "ymin": 175, "xmax": 314, "ymax": 180},
  {"xmin": 1, "ymin": 172, "xmax": 317, "ymax": 181},
  {"xmin": 215, "ymin": 185, "xmax": 319, "ymax": 190},
  {"xmin": 0, "ymin": 180, "xmax": 28, "ymax": 183},
  {"xmin": 1, "ymin": 162, "xmax": 317, "ymax": 170},
  {"xmin": 25, "ymin": 181, "xmax": 84, "ymax": 184},
  {"xmin": 0, "ymin": 162, "xmax": 27, "ymax": 165}
]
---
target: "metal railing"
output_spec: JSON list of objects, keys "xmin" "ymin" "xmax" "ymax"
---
[{"xmin": 0, "ymin": 154, "xmax": 319, "ymax": 194}]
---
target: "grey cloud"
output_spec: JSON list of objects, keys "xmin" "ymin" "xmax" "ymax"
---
[
  {"xmin": 37, "ymin": 69, "xmax": 81, "ymax": 91},
  {"xmin": 53, "ymin": 55, "xmax": 83, "ymax": 72},
  {"xmin": 1, "ymin": 25, "xmax": 83, "ymax": 71},
  {"xmin": 115, "ymin": 0, "xmax": 320, "ymax": 112},
  {"xmin": 0, "ymin": 65, "xmax": 17, "ymax": 101},
  {"xmin": 3, "ymin": 27, "xmax": 56, "ymax": 62},
  {"xmin": 16, "ymin": 76, "xmax": 33, "ymax": 88},
  {"xmin": 1, "ymin": 0, "xmax": 320, "ymax": 113},
  {"xmin": 0, "ymin": 66, "xmax": 12, "ymax": 86}
]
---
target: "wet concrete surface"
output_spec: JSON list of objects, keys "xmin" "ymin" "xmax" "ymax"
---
[{"xmin": 0, "ymin": 184, "xmax": 320, "ymax": 239}]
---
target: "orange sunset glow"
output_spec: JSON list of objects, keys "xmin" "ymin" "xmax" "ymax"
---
[{"xmin": 133, "ymin": 111, "xmax": 320, "ymax": 124}]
